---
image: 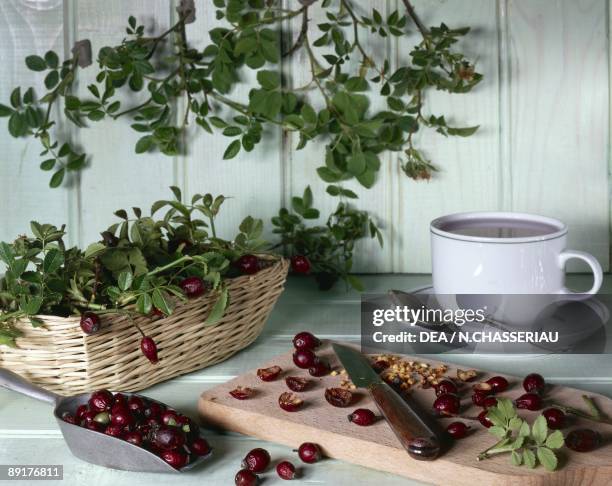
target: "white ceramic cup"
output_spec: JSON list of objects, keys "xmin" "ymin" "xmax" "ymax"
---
[{"xmin": 430, "ymin": 212, "xmax": 603, "ymax": 296}]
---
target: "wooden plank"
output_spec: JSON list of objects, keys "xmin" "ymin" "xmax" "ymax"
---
[
  {"xmin": 0, "ymin": 1, "xmax": 70, "ymax": 243},
  {"xmin": 200, "ymin": 344, "xmax": 612, "ymax": 485},
  {"xmin": 397, "ymin": 0, "xmax": 501, "ymax": 273},
  {"xmin": 74, "ymin": 0, "xmax": 177, "ymax": 247},
  {"xmin": 178, "ymin": 0, "xmax": 284, "ymax": 242},
  {"xmin": 508, "ymin": 0, "xmax": 610, "ymax": 271}
]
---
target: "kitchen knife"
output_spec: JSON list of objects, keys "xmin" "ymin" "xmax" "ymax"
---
[{"xmin": 332, "ymin": 343, "xmax": 441, "ymax": 461}]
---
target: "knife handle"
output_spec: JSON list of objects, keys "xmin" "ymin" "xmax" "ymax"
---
[{"xmin": 369, "ymin": 382, "xmax": 441, "ymax": 461}]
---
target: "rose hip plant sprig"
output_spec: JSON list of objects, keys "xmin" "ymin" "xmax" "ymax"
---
[
  {"xmin": 0, "ymin": 0, "xmax": 481, "ymax": 289},
  {"xmin": 0, "ymin": 187, "xmax": 267, "ymax": 347}
]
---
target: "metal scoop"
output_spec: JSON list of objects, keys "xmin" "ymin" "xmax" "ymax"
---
[{"xmin": 0, "ymin": 368, "xmax": 211, "ymax": 473}]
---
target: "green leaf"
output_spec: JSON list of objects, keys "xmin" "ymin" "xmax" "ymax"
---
[
  {"xmin": 10, "ymin": 87, "xmax": 21, "ymax": 109},
  {"xmin": 545, "ymin": 430, "xmax": 565, "ymax": 449},
  {"xmin": 152, "ymin": 288, "xmax": 172, "ymax": 316},
  {"xmin": 43, "ymin": 249, "xmax": 64, "ymax": 273},
  {"xmin": 223, "ymin": 140, "xmax": 241, "ymax": 159},
  {"xmin": 0, "ymin": 103, "xmax": 13, "ymax": 117},
  {"xmin": 300, "ymin": 104, "xmax": 317, "ymax": 125},
  {"xmin": 486, "ymin": 407, "xmax": 506, "ymax": 428},
  {"xmin": 22, "ymin": 296, "xmax": 43, "ymax": 315},
  {"xmin": 49, "ymin": 168, "xmax": 65, "ymax": 188},
  {"xmin": 84, "ymin": 242, "xmax": 106, "ymax": 259},
  {"xmin": 0, "ymin": 242, "xmax": 15, "ymax": 264},
  {"xmin": 117, "ymin": 271, "xmax": 133, "ymax": 291},
  {"xmin": 531, "ymin": 415, "xmax": 548, "ymax": 445},
  {"xmin": 65, "ymin": 96, "xmax": 81, "ymax": 110},
  {"xmin": 356, "ymin": 169, "xmax": 375, "ymax": 188},
  {"xmin": 135, "ymin": 135, "xmax": 154, "ymax": 153},
  {"xmin": 488, "ymin": 426, "xmax": 507, "ymax": 439},
  {"xmin": 447, "ymin": 125, "xmax": 479, "ymax": 137},
  {"xmin": 347, "ymin": 152, "xmax": 366, "ymax": 176},
  {"xmin": 496, "ymin": 398, "xmax": 516, "ymax": 420},
  {"xmin": 508, "ymin": 416, "xmax": 524, "ymax": 431},
  {"xmin": 8, "ymin": 112, "xmax": 26, "ymax": 137},
  {"xmin": 518, "ymin": 421, "xmax": 531, "ymax": 438},
  {"xmin": 25, "ymin": 55, "xmax": 47, "ymax": 71},
  {"xmin": 257, "ymin": 70, "xmax": 280, "ymax": 90},
  {"xmin": 345, "ymin": 76, "xmax": 368, "ymax": 92},
  {"xmin": 523, "ymin": 449, "xmax": 536, "ymax": 469},
  {"xmin": 317, "ymin": 167, "xmax": 342, "ymax": 183},
  {"xmin": 205, "ymin": 287, "xmax": 228, "ymax": 325},
  {"xmin": 510, "ymin": 450, "xmax": 522, "ymax": 466},
  {"xmin": 536, "ymin": 447, "xmax": 557, "ymax": 471},
  {"xmin": 136, "ymin": 293, "xmax": 153, "ymax": 315},
  {"xmin": 44, "ymin": 70, "xmax": 59, "ymax": 89},
  {"xmin": 45, "ymin": 50, "xmax": 59, "ymax": 69},
  {"xmin": 346, "ymin": 275, "xmax": 364, "ymax": 291}
]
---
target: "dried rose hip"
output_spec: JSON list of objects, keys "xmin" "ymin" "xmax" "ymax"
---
[
  {"xmin": 257, "ymin": 365, "xmax": 282, "ymax": 382},
  {"xmin": 296, "ymin": 442, "xmax": 322, "ymax": 463},
  {"xmin": 446, "ymin": 421, "xmax": 470, "ymax": 439},
  {"xmin": 482, "ymin": 396, "xmax": 498, "ymax": 409},
  {"xmin": 180, "ymin": 276, "xmax": 206, "ymax": 297},
  {"xmin": 230, "ymin": 387, "xmax": 255, "ymax": 400},
  {"xmin": 235, "ymin": 254, "xmax": 260, "ymax": 275},
  {"xmin": 285, "ymin": 376, "xmax": 309, "ymax": 392},
  {"xmin": 80, "ymin": 312, "xmax": 101, "ymax": 335},
  {"xmin": 543, "ymin": 408, "xmax": 566, "ymax": 430},
  {"xmin": 432, "ymin": 393, "xmax": 460, "ymax": 416},
  {"xmin": 279, "ymin": 392, "xmax": 304, "ymax": 412},
  {"xmin": 523, "ymin": 373, "xmax": 545, "ymax": 394},
  {"xmin": 472, "ymin": 382, "xmax": 494, "ymax": 395},
  {"xmin": 308, "ymin": 359, "xmax": 330, "ymax": 377},
  {"xmin": 235, "ymin": 469, "xmax": 260, "ymax": 486},
  {"xmin": 515, "ymin": 392, "xmax": 542, "ymax": 411},
  {"xmin": 276, "ymin": 460, "xmax": 297, "ymax": 480},
  {"xmin": 324, "ymin": 388, "xmax": 353, "ymax": 408},
  {"xmin": 347, "ymin": 408, "xmax": 376, "ymax": 426},
  {"xmin": 140, "ymin": 336, "xmax": 159, "ymax": 364},
  {"xmin": 292, "ymin": 349, "xmax": 317, "ymax": 369},
  {"xmin": 457, "ymin": 369, "xmax": 477, "ymax": 382},
  {"xmin": 292, "ymin": 331, "xmax": 320, "ymax": 350},
  {"xmin": 89, "ymin": 389, "xmax": 114, "ymax": 412},
  {"xmin": 565, "ymin": 429, "xmax": 602, "ymax": 452},
  {"xmin": 242, "ymin": 448, "xmax": 271, "ymax": 473},
  {"xmin": 434, "ymin": 379, "xmax": 458, "ymax": 397},
  {"xmin": 486, "ymin": 376, "xmax": 509, "ymax": 393},
  {"xmin": 471, "ymin": 391, "xmax": 489, "ymax": 407}
]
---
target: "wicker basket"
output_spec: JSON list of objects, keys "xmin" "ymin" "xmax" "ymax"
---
[{"xmin": 0, "ymin": 257, "xmax": 289, "ymax": 395}]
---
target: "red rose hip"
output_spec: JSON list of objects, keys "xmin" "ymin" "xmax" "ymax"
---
[
  {"xmin": 80, "ymin": 312, "xmax": 101, "ymax": 335},
  {"xmin": 486, "ymin": 376, "xmax": 509, "ymax": 393},
  {"xmin": 140, "ymin": 336, "xmax": 159, "ymax": 364},
  {"xmin": 160, "ymin": 449, "xmax": 188, "ymax": 469},
  {"xmin": 515, "ymin": 392, "xmax": 542, "ymax": 411},
  {"xmin": 276, "ymin": 460, "xmax": 297, "ymax": 480},
  {"xmin": 478, "ymin": 409, "xmax": 493, "ymax": 428},
  {"xmin": 308, "ymin": 358, "xmax": 330, "ymax": 377},
  {"xmin": 180, "ymin": 276, "xmax": 205, "ymax": 297},
  {"xmin": 242, "ymin": 448, "xmax": 271, "ymax": 473},
  {"xmin": 446, "ymin": 421, "xmax": 470, "ymax": 439},
  {"xmin": 292, "ymin": 349, "xmax": 317, "ymax": 369},
  {"xmin": 235, "ymin": 254, "xmax": 260, "ymax": 275},
  {"xmin": 297, "ymin": 442, "xmax": 322, "ymax": 463},
  {"xmin": 565, "ymin": 429, "xmax": 602, "ymax": 452},
  {"xmin": 523, "ymin": 373, "xmax": 545, "ymax": 394},
  {"xmin": 543, "ymin": 408, "xmax": 566, "ymax": 430},
  {"xmin": 432, "ymin": 393, "xmax": 460, "ymax": 416},
  {"xmin": 292, "ymin": 331, "xmax": 321, "ymax": 350},
  {"xmin": 291, "ymin": 255, "xmax": 311, "ymax": 274},
  {"xmin": 434, "ymin": 379, "xmax": 458, "ymax": 397},
  {"xmin": 190, "ymin": 438, "xmax": 211, "ymax": 456},
  {"xmin": 347, "ymin": 408, "xmax": 376, "ymax": 426},
  {"xmin": 89, "ymin": 389, "xmax": 114, "ymax": 412},
  {"xmin": 235, "ymin": 469, "xmax": 259, "ymax": 486}
]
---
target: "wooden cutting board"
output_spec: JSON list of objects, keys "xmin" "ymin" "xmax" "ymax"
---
[{"xmin": 198, "ymin": 342, "xmax": 612, "ymax": 485}]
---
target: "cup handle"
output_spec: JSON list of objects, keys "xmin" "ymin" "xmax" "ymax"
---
[{"xmin": 558, "ymin": 250, "xmax": 603, "ymax": 296}]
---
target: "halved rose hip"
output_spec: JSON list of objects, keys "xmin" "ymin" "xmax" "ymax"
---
[
  {"xmin": 230, "ymin": 386, "xmax": 255, "ymax": 400},
  {"xmin": 279, "ymin": 392, "xmax": 304, "ymax": 412},
  {"xmin": 324, "ymin": 388, "xmax": 353, "ymax": 408},
  {"xmin": 285, "ymin": 376, "xmax": 309, "ymax": 392},
  {"xmin": 257, "ymin": 365, "xmax": 282, "ymax": 382}
]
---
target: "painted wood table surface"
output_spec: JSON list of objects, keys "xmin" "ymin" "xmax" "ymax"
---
[{"xmin": 0, "ymin": 275, "xmax": 611, "ymax": 486}]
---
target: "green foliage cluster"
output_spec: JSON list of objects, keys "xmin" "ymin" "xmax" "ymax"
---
[
  {"xmin": 478, "ymin": 398, "xmax": 565, "ymax": 471},
  {"xmin": 0, "ymin": 187, "xmax": 266, "ymax": 346},
  {"xmin": 0, "ymin": 0, "xmax": 481, "ymax": 289}
]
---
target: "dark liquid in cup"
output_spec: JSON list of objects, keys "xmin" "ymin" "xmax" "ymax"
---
[{"xmin": 440, "ymin": 218, "xmax": 560, "ymax": 238}]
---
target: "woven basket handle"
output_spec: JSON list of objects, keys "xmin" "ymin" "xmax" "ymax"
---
[{"xmin": 0, "ymin": 368, "xmax": 60, "ymax": 404}]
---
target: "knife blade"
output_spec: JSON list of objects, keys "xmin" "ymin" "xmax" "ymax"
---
[{"xmin": 332, "ymin": 343, "xmax": 442, "ymax": 461}]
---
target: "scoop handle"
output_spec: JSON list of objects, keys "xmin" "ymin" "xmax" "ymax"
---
[{"xmin": 0, "ymin": 368, "xmax": 60, "ymax": 404}]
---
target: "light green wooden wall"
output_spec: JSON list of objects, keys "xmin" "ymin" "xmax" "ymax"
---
[{"xmin": 0, "ymin": 0, "xmax": 609, "ymax": 273}]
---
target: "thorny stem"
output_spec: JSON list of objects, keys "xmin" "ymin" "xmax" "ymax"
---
[
  {"xmin": 283, "ymin": 7, "xmax": 309, "ymax": 58},
  {"xmin": 400, "ymin": 0, "xmax": 429, "ymax": 39},
  {"xmin": 340, "ymin": 0, "xmax": 381, "ymax": 76},
  {"xmin": 550, "ymin": 396, "xmax": 612, "ymax": 426}
]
